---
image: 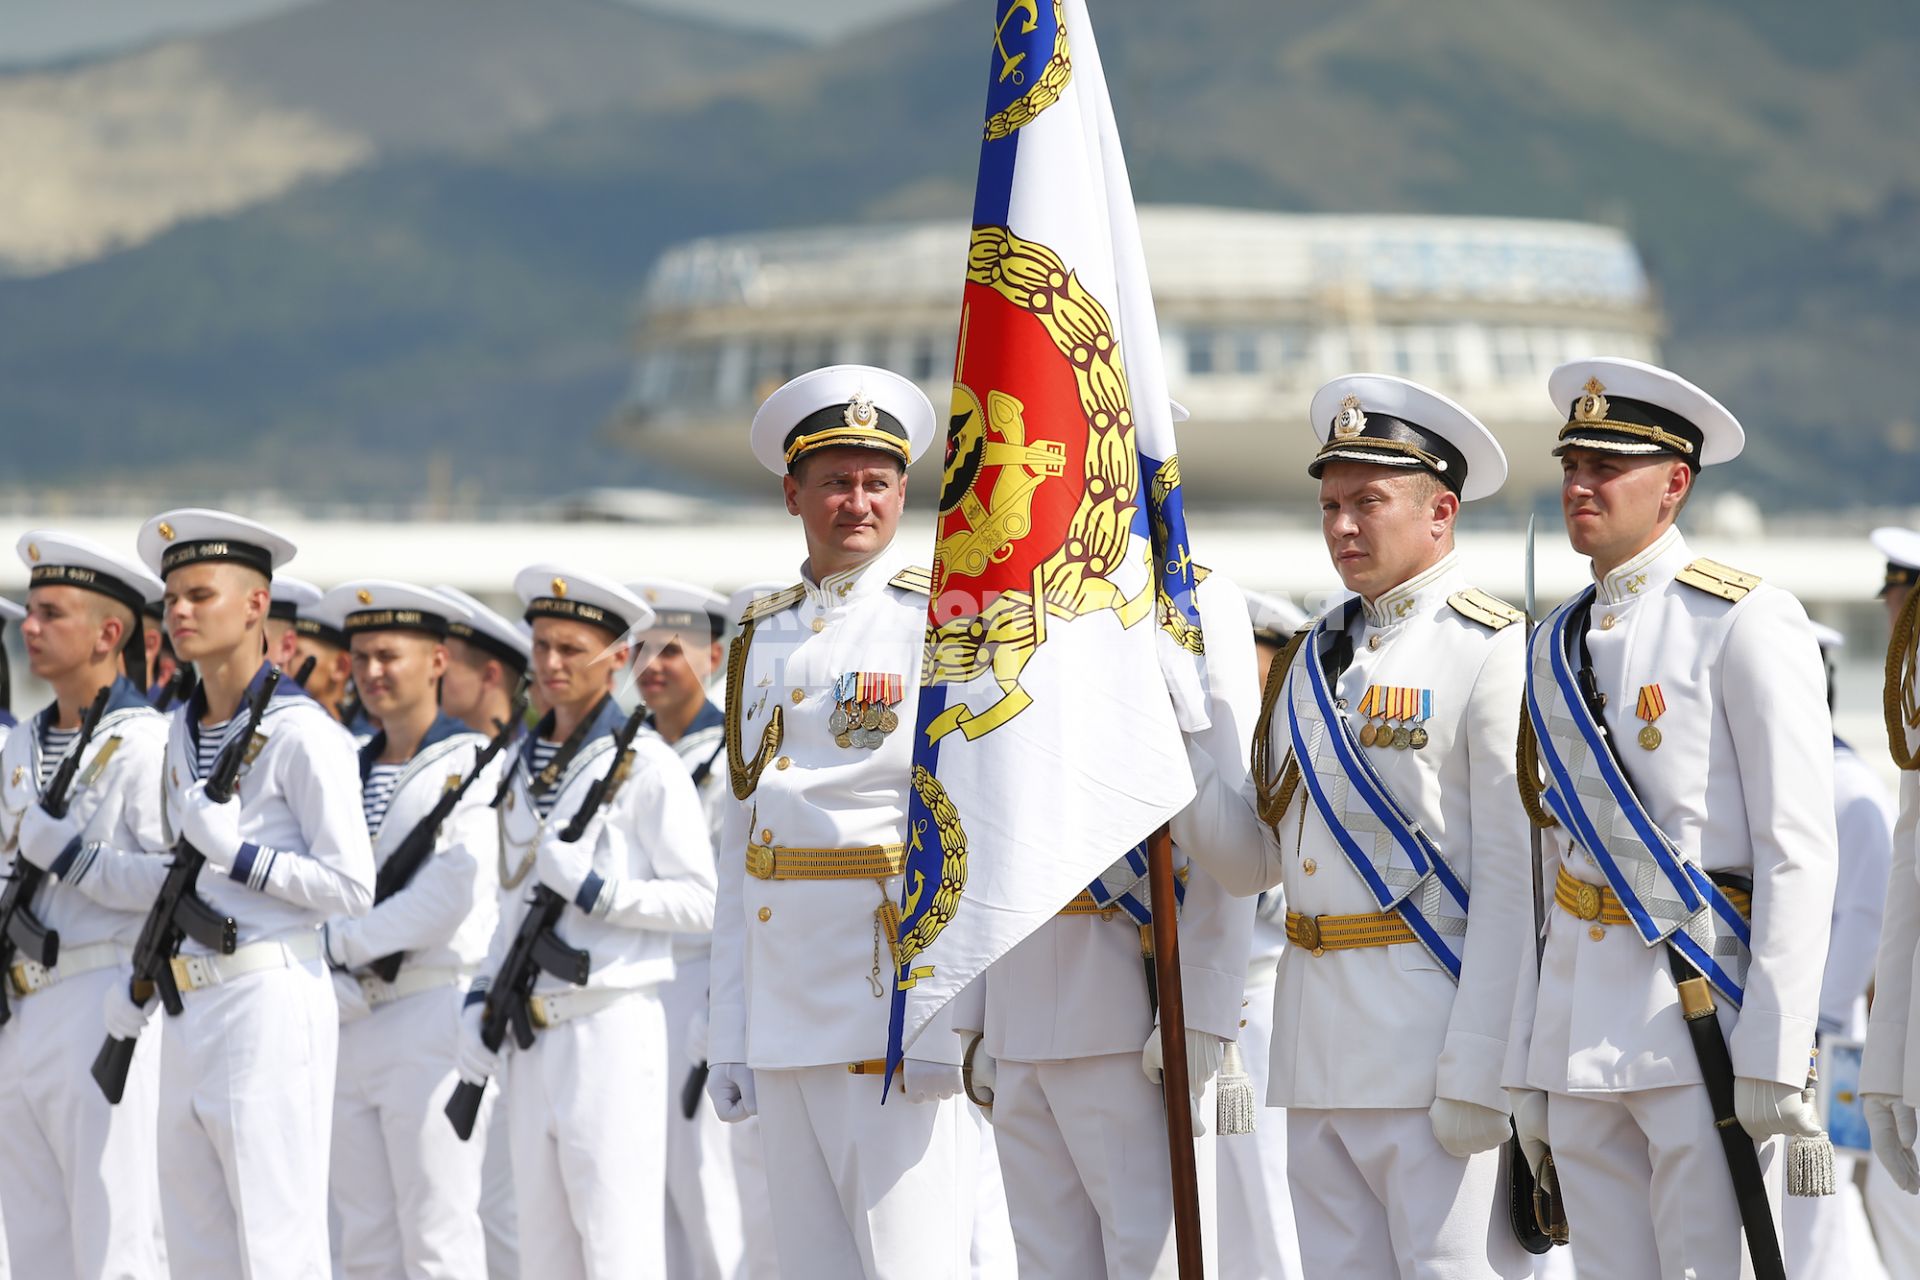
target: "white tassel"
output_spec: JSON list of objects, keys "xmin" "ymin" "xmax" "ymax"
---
[
  {"xmin": 1216, "ymin": 1040, "xmax": 1256, "ymax": 1136},
  {"xmin": 1788, "ymin": 1132, "xmax": 1836, "ymax": 1197}
]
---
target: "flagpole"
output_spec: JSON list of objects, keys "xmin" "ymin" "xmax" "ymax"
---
[{"xmin": 1147, "ymin": 822, "xmax": 1204, "ymax": 1278}]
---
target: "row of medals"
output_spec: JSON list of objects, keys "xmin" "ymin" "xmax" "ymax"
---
[
  {"xmin": 830, "ymin": 699, "xmax": 898, "ymax": 749},
  {"xmin": 1360, "ymin": 719, "xmax": 1428, "ymax": 751}
]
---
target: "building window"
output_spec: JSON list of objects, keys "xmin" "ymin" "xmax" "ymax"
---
[{"xmin": 1186, "ymin": 329, "xmax": 1216, "ymax": 375}]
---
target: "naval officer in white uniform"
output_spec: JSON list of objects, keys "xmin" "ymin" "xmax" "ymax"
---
[
  {"xmin": 0, "ymin": 531, "xmax": 171, "ymax": 1277},
  {"xmin": 1178, "ymin": 374, "xmax": 1535, "ymax": 1278},
  {"xmin": 706, "ymin": 364, "xmax": 979, "ymax": 1279},
  {"xmin": 1506, "ymin": 358, "xmax": 1838, "ymax": 1279}
]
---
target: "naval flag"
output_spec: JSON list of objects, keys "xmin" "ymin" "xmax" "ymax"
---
[{"xmin": 886, "ymin": 0, "xmax": 1208, "ymax": 1076}]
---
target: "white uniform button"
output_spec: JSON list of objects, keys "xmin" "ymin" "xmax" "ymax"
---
[{"xmin": 758, "ymin": 907, "xmax": 772, "ymax": 923}]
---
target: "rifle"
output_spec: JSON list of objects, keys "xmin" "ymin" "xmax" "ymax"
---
[
  {"xmin": 152, "ymin": 665, "xmax": 196, "ymax": 711},
  {"xmin": 92, "ymin": 669, "xmax": 278, "ymax": 1103},
  {"xmin": 292, "ymin": 654, "xmax": 317, "ymax": 689},
  {"xmin": 365, "ymin": 680, "xmax": 530, "ymax": 983},
  {"xmin": 445, "ymin": 700, "xmax": 648, "ymax": 1140},
  {"xmin": 0, "ymin": 685, "xmax": 113, "ymax": 1028}
]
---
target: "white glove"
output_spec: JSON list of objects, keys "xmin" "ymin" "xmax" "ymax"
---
[
  {"xmin": 455, "ymin": 999, "xmax": 499, "ymax": 1086},
  {"xmin": 176, "ymin": 780, "xmax": 244, "ymax": 873},
  {"xmin": 16, "ymin": 804, "xmax": 81, "ymax": 872},
  {"xmin": 902, "ymin": 1057, "xmax": 962, "ymax": 1104},
  {"xmin": 1430, "ymin": 1096, "xmax": 1510, "ymax": 1158},
  {"xmin": 707, "ymin": 1061, "xmax": 757, "ymax": 1122},
  {"xmin": 1509, "ymin": 1088, "xmax": 1550, "ymax": 1178},
  {"xmin": 1735, "ymin": 1075, "xmax": 1824, "ymax": 1141},
  {"xmin": 684, "ymin": 1005, "xmax": 710, "ymax": 1068},
  {"xmin": 535, "ymin": 827, "xmax": 597, "ymax": 906},
  {"xmin": 1142, "ymin": 1026, "xmax": 1225, "ymax": 1137},
  {"xmin": 1865, "ymin": 1093, "xmax": 1920, "ymax": 1193},
  {"xmin": 321, "ymin": 917, "xmax": 367, "ymax": 972},
  {"xmin": 102, "ymin": 979, "xmax": 156, "ymax": 1041},
  {"xmin": 332, "ymin": 970, "xmax": 370, "ymax": 1025}
]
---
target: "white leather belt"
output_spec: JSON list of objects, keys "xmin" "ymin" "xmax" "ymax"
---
[
  {"xmin": 359, "ymin": 966, "xmax": 464, "ymax": 1008},
  {"xmin": 527, "ymin": 984, "xmax": 632, "ymax": 1030},
  {"xmin": 8, "ymin": 941, "xmax": 128, "ymax": 997},
  {"xmin": 170, "ymin": 931, "xmax": 322, "ymax": 995}
]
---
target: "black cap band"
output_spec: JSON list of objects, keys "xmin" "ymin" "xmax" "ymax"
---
[
  {"xmin": 268, "ymin": 599, "xmax": 300, "ymax": 621},
  {"xmin": 525, "ymin": 596, "xmax": 630, "ymax": 640},
  {"xmin": 646, "ymin": 607, "xmax": 724, "ymax": 637},
  {"xmin": 28, "ymin": 563, "xmax": 148, "ymax": 616},
  {"xmin": 447, "ymin": 621, "xmax": 529, "ymax": 673},
  {"xmin": 345, "ymin": 608, "xmax": 451, "ymax": 638},
  {"xmin": 293, "ymin": 617, "xmax": 348, "ymax": 649},
  {"xmin": 1556, "ymin": 394, "xmax": 1705, "ymax": 464},
  {"xmin": 160, "ymin": 538, "xmax": 275, "ymax": 580},
  {"xmin": 1882, "ymin": 562, "xmax": 1920, "ymax": 598},
  {"xmin": 781, "ymin": 402, "xmax": 910, "ymax": 470},
  {"xmin": 1308, "ymin": 412, "xmax": 1469, "ymax": 495}
]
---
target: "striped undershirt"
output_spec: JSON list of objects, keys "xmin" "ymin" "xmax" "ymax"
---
[
  {"xmin": 194, "ymin": 719, "xmax": 232, "ymax": 779},
  {"xmin": 36, "ymin": 725, "xmax": 79, "ymax": 790},
  {"xmin": 529, "ymin": 739, "xmax": 561, "ymax": 819},
  {"xmin": 362, "ymin": 763, "xmax": 404, "ymax": 834}
]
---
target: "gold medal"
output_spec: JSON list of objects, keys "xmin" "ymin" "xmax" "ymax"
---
[
  {"xmin": 1638, "ymin": 724, "xmax": 1662, "ymax": 751},
  {"xmin": 835, "ymin": 731, "xmax": 853, "ymax": 749},
  {"xmin": 879, "ymin": 708, "xmax": 899, "ymax": 733},
  {"xmin": 1391, "ymin": 725, "xmax": 1410, "ymax": 750},
  {"xmin": 1359, "ymin": 722, "xmax": 1378, "ymax": 748},
  {"xmin": 1409, "ymin": 726, "xmax": 1429, "ymax": 750},
  {"xmin": 1635, "ymin": 685, "xmax": 1666, "ymax": 751},
  {"xmin": 861, "ymin": 704, "xmax": 882, "ymax": 730}
]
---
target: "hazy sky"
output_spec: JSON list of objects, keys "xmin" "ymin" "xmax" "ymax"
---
[{"xmin": 0, "ymin": 0, "xmax": 943, "ymax": 67}]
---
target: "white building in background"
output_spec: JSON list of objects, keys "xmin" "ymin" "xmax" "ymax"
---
[{"xmin": 617, "ymin": 205, "xmax": 1663, "ymax": 507}]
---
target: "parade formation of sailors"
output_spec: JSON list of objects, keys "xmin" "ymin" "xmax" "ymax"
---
[{"xmin": 0, "ymin": 355, "xmax": 1893, "ymax": 1279}]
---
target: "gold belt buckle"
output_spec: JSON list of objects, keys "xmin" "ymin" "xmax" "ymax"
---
[
  {"xmin": 1298, "ymin": 915, "xmax": 1323, "ymax": 956},
  {"xmin": 169, "ymin": 954, "xmax": 214, "ymax": 993},
  {"xmin": 528, "ymin": 995, "xmax": 552, "ymax": 1029},
  {"xmin": 8, "ymin": 963, "xmax": 40, "ymax": 997},
  {"xmin": 745, "ymin": 843, "xmax": 775, "ymax": 880},
  {"xmin": 1573, "ymin": 881, "xmax": 1602, "ymax": 922}
]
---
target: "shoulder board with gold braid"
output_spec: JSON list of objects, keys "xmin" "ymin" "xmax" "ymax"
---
[
  {"xmin": 1249, "ymin": 626, "xmax": 1309, "ymax": 831},
  {"xmin": 1674, "ymin": 557, "xmax": 1759, "ymax": 602},
  {"xmin": 1446, "ymin": 588, "xmax": 1524, "ymax": 631},
  {"xmin": 740, "ymin": 583, "xmax": 805, "ymax": 624},
  {"xmin": 889, "ymin": 566, "xmax": 933, "ymax": 595}
]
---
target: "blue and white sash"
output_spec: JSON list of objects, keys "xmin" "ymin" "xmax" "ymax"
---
[
  {"xmin": 1284, "ymin": 608, "xmax": 1468, "ymax": 980},
  {"xmin": 1525, "ymin": 589, "xmax": 1751, "ymax": 1004},
  {"xmin": 1082, "ymin": 842, "xmax": 1188, "ymax": 927}
]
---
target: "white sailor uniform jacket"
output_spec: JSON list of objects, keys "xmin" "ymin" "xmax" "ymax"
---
[
  {"xmin": 1820, "ymin": 738, "xmax": 1891, "ymax": 1040},
  {"xmin": 708, "ymin": 536, "xmax": 966, "ymax": 1071},
  {"xmin": 336, "ymin": 713, "xmax": 502, "ymax": 985},
  {"xmin": 492, "ymin": 696, "xmax": 715, "ymax": 995},
  {"xmin": 1863, "ymin": 648, "xmax": 1920, "ymax": 1103},
  {"xmin": 1506, "ymin": 528, "xmax": 1837, "ymax": 1095},
  {"xmin": 665, "ymin": 698, "xmax": 727, "ymax": 968},
  {"xmin": 163, "ymin": 664, "xmax": 375, "ymax": 949},
  {"xmin": 1176, "ymin": 552, "xmax": 1531, "ymax": 1113},
  {"xmin": 982, "ymin": 569, "xmax": 1257, "ymax": 1062},
  {"xmin": 0, "ymin": 678, "xmax": 171, "ymax": 949}
]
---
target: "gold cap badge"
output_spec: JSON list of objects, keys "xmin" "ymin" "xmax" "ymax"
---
[
  {"xmin": 25, "ymin": 543, "xmax": 38, "ymax": 562},
  {"xmin": 1574, "ymin": 377, "xmax": 1609, "ymax": 423},
  {"xmin": 551, "ymin": 577, "xmax": 568, "ymax": 598},
  {"xmin": 1332, "ymin": 394, "xmax": 1368, "ymax": 439},
  {"xmin": 356, "ymin": 588, "xmax": 373, "ymax": 605},
  {"xmin": 157, "ymin": 522, "xmax": 176, "ymax": 541},
  {"xmin": 844, "ymin": 393, "xmax": 879, "ymax": 430}
]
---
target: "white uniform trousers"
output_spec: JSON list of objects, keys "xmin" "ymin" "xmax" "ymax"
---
[
  {"xmin": 1783, "ymin": 1153, "xmax": 1887, "ymax": 1280},
  {"xmin": 1287, "ymin": 1108, "xmax": 1529, "ymax": 1280},
  {"xmin": 660, "ymin": 955, "xmax": 753, "ymax": 1280},
  {"xmin": 158, "ymin": 955, "xmax": 338, "ymax": 1279},
  {"xmin": 0, "ymin": 965, "xmax": 166, "ymax": 1278},
  {"xmin": 969, "ymin": 1107, "xmax": 1017, "ymax": 1279},
  {"xmin": 508, "ymin": 987, "xmax": 666, "ymax": 1280},
  {"xmin": 719, "ymin": 1109, "xmax": 779, "ymax": 1280},
  {"xmin": 754, "ymin": 1063, "xmax": 974, "ymax": 1280},
  {"xmin": 330, "ymin": 984, "xmax": 489, "ymax": 1279},
  {"xmin": 1548, "ymin": 1085, "xmax": 1780, "ymax": 1280},
  {"xmin": 992, "ymin": 1053, "xmax": 1218, "ymax": 1279},
  {"xmin": 481, "ymin": 1063, "xmax": 519, "ymax": 1280},
  {"xmin": 1217, "ymin": 965, "xmax": 1304, "ymax": 1280}
]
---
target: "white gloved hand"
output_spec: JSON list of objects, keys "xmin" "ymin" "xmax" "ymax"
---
[
  {"xmin": 707, "ymin": 1062, "xmax": 757, "ymax": 1122},
  {"xmin": 901, "ymin": 1057, "xmax": 962, "ymax": 1104},
  {"xmin": 684, "ymin": 1005, "xmax": 710, "ymax": 1068},
  {"xmin": 1430, "ymin": 1096, "xmax": 1510, "ymax": 1158},
  {"xmin": 1865, "ymin": 1093, "xmax": 1920, "ymax": 1193},
  {"xmin": 176, "ymin": 780, "xmax": 244, "ymax": 873},
  {"xmin": 455, "ymin": 999, "xmax": 499, "ymax": 1086},
  {"xmin": 535, "ymin": 828, "xmax": 597, "ymax": 906},
  {"xmin": 101, "ymin": 979, "xmax": 156, "ymax": 1041},
  {"xmin": 16, "ymin": 804, "xmax": 81, "ymax": 872},
  {"xmin": 321, "ymin": 917, "xmax": 367, "ymax": 972},
  {"xmin": 331, "ymin": 970, "xmax": 371, "ymax": 1024},
  {"xmin": 1735, "ymin": 1075, "xmax": 1824, "ymax": 1141},
  {"xmin": 1142, "ymin": 1026, "xmax": 1225, "ymax": 1137},
  {"xmin": 1509, "ymin": 1088, "xmax": 1550, "ymax": 1178}
]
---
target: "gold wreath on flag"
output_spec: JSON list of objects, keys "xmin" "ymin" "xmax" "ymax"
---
[
  {"xmin": 984, "ymin": 0, "xmax": 1071, "ymax": 141},
  {"xmin": 894, "ymin": 766, "xmax": 970, "ymax": 987},
  {"xmin": 923, "ymin": 224, "xmax": 1155, "ymax": 746}
]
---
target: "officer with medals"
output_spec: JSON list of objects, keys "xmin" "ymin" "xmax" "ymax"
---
[
  {"xmin": 1179, "ymin": 373, "xmax": 1534, "ymax": 1278},
  {"xmin": 119, "ymin": 508, "xmax": 376, "ymax": 1275},
  {"xmin": 706, "ymin": 365, "xmax": 980, "ymax": 1280},
  {"xmin": 462, "ymin": 565, "xmax": 715, "ymax": 1279},
  {"xmin": 314, "ymin": 581, "xmax": 504, "ymax": 1278},
  {"xmin": 0, "ymin": 532, "xmax": 171, "ymax": 1276},
  {"xmin": 1215, "ymin": 588, "xmax": 1310, "ymax": 1280},
  {"xmin": 1506, "ymin": 359, "xmax": 1838, "ymax": 1279}
]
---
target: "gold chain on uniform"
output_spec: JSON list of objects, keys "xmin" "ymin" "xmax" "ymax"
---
[
  {"xmin": 1249, "ymin": 630, "xmax": 1308, "ymax": 832},
  {"xmin": 1515, "ymin": 702, "xmax": 1559, "ymax": 829},
  {"xmin": 1886, "ymin": 585, "xmax": 1920, "ymax": 771},
  {"xmin": 726, "ymin": 618, "xmax": 784, "ymax": 800}
]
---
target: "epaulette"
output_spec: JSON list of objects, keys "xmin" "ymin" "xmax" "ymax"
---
[
  {"xmin": 1447, "ymin": 588, "xmax": 1524, "ymax": 631},
  {"xmin": 740, "ymin": 583, "xmax": 805, "ymax": 624},
  {"xmin": 1674, "ymin": 558, "xmax": 1759, "ymax": 603},
  {"xmin": 889, "ymin": 566, "xmax": 933, "ymax": 596}
]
